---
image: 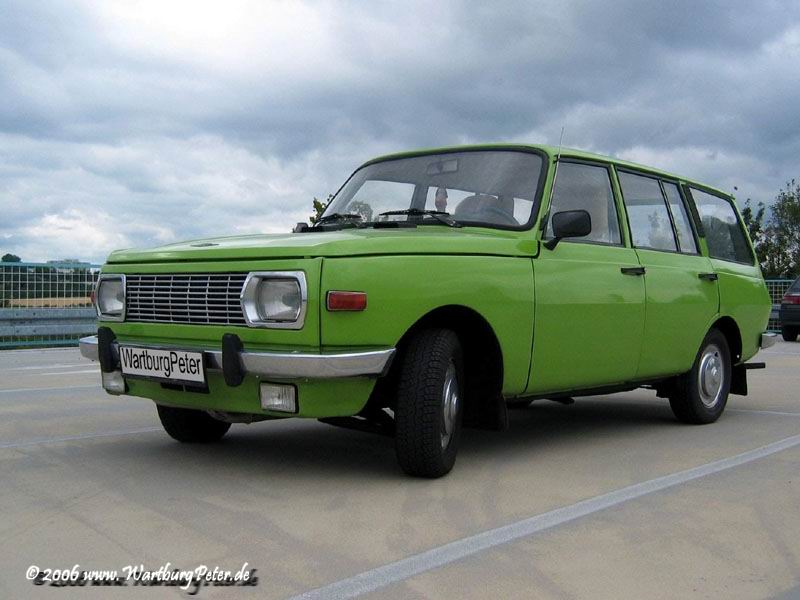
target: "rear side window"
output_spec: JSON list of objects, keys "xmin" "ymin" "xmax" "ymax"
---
[
  {"xmin": 691, "ymin": 188, "xmax": 753, "ymax": 264},
  {"xmin": 546, "ymin": 162, "xmax": 621, "ymax": 245},
  {"xmin": 662, "ymin": 182, "xmax": 698, "ymax": 254},
  {"xmin": 618, "ymin": 172, "xmax": 677, "ymax": 252}
]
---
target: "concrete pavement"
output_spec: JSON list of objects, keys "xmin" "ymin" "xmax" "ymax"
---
[{"xmin": 0, "ymin": 343, "xmax": 798, "ymax": 599}]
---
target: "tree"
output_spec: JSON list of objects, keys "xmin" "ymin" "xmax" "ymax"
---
[
  {"xmin": 309, "ymin": 194, "xmax": 333, "ymax": 225},
  {"xmin": 309, "ymin": 194, "xmax": 374, "ymax": 226},
  {"xmin": 347, "ymin": 200, "xmax": 373, "ymax": 222},
  {"xmin": 2, "ymin": 253, "xmax": 21, "ymax": 262},
  {"xmin": 763, "ymin": 180, "xmax": 800, "ymax": 278},
  {"xmin": 741, "ymin": 199, "xmax": 766, "ymax": 243},
  {"xmin": 742, "ymin": 181, "xmax": 800, "ymax": 278}
]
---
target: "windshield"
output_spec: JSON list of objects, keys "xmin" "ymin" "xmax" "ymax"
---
[{"xmin": 322, "ymin": 150, "xmax": 544, "ymax": 229}]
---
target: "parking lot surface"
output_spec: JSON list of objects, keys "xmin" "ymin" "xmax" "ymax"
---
[{"xmin": 1, "ymin": 343, "xmax": 798, "ymax": 599}]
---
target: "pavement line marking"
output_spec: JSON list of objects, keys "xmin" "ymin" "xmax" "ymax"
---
[
  {"xmin": 0, "ymin": 384, "xmax": 98, "ymax": 394},
  {"xmin": 728, "ymin": 408, "xmax": 800, "ymax": 418},
  {"xmin": 288, "ymin": 433, "xmax": 800, "ymax": 600},
  {"xmin": 0, "ymin": 427, "xmax": 162, "ymax": 449}
]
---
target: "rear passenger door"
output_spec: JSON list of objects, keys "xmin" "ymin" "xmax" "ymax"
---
[
  {"xmin": 616, "ymin": 170, "xmax": 719, "ymax": 379},
  {"xmin": 528, "ymin": 161, "xmax": 645, "ymax": 394}
]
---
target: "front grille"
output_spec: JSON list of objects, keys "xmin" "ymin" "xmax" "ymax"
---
[{"xmin": 126, "ymin": 273, "xmax": 248, "ymax": 325}]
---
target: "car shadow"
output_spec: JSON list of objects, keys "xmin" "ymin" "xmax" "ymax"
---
[
  {"xmin": 98, "ymin": 393, "xmax": 678, "ymax": 481},
  {"xmin": 461, "ymin": 394, "xmax": 677, "ymax": 459}
]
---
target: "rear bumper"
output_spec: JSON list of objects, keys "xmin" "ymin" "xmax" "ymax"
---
[
  {"xmin": 78, "ymin": 335, "xmax": 395, "ymax": 379},
  {"xmin": 779, "ymin": 305, "xmax": 800, "ymax": 326}
]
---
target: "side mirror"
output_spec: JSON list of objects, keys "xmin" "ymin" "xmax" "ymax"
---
[
  {"xmin": 293, "ymin": 222, "xmax": 310, "ymax": 233},
  {"xmin": 544, "ymin": 210, "xmax": 592, "ymax": 250}
]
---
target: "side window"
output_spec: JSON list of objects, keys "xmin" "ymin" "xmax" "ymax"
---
[
  {"xmin": 618, "ymin": 172, "xmax": 677, "ymax": 252},
  {"xmin": 662, "ymin": 182, "xmax": 698, "ymax": 254},
  {"xmin": 545, "ymin": 162, "xmax": 621, "ymax": 244},
  {"xmin": 691, "ymin": 188, "xmax": 753, "ymax": 263}
]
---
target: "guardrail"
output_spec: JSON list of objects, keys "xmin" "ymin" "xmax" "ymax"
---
[{"xmin": 0, "ymin": 261, "xmax": 100, "ymax": 348}]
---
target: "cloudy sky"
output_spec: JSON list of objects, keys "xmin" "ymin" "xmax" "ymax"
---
[{"xmin": 1, "ymin": 0, "xmax": 799, "ymax": 263}]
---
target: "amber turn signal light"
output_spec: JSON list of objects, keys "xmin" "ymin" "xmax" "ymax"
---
[{"xmin": 326, "ymin": 291, "xmax": 367, "ymax": 311}]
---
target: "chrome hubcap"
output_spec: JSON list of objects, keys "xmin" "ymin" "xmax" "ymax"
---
[
  {"xmin": 698, "ymin": 344, "xmax": 724, "ymax": 408},
  {"xmin": 441, "ymin": 361, "xmax": 459, "ymax": 449}
]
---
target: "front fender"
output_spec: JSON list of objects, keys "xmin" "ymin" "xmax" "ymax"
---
[{"xmin": 319, "ymin": 255, "xmax": 535, "ymax": 395}]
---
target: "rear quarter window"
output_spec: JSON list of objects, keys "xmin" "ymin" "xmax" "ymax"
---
[{"xmin": 690, "ymin": 188, "xmax": 753, "ymax": 264}]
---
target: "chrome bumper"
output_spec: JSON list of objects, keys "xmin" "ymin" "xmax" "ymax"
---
[
  {"xmin": 78, "ymin": 335, "xmax": 395, "ymax": 379},
  {"xmin": 760, "ymin": 332, "xmax": 778, "ymax": 349}
]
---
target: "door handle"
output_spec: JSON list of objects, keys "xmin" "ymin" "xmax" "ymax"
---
[
  {"xmin": 698, "ymin": 272, "xmax": 719, "ymax": 281},
  {"xmin": 620, "ymin": 266, "xmax": 646, "ymax": 276}
]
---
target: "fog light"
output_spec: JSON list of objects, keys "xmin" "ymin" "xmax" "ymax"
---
[
  {"xmin": 260, "ymin": 383, "xmax": 297, "ymax": 413},
  {"xmin": 101, "ymin": 370, "xmax": 126, "ymax": 394}
]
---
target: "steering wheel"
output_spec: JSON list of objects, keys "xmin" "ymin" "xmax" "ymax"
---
[{"xmin": 478, "ymin": 205, "xmax": 519, "ymax": 226}]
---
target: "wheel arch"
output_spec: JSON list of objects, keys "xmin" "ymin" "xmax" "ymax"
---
[
  {"xmin": 710, "ymin": 315, "xmax": 743, "ymax": 364},
  {"xmin": 372, "ymin": 304, "xmax": 505, "ymax": 427}
]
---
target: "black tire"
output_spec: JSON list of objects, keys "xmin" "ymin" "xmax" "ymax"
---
[
  {"xmin": 394, "ymin": 329, "xmax": 464, "ymax": 478},
  {"xmin": 781, "ymin": 326, "xmax": 798, "ymax": 342},
  {"xmin": 669, "ymin": 329, "xmax": 731, "ymax": 424},
  {"xmin": 157, "ymin": 405, "xmax": 231, "ymax": 443}
]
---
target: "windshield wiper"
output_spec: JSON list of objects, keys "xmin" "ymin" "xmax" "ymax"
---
[
  {"xmin": 314, "ymin": 213, "xmax": 364, "ymax": 227},
  {"xmin": 378, "ymin": 208, "xmax": 462, "ymax": 228}
]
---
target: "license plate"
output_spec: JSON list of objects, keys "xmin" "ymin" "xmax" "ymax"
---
[{"xmin": 119, "ymin": 346, "xmax": 206, "ymax": 385}]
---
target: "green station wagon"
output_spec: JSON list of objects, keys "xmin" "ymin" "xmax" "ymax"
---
[{"xmin": 81, "ymin": 144, "xmax": 775, "ymax": 477}]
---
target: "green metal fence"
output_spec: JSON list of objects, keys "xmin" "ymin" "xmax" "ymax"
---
[{"xmin": 0, "ymin": 261, "xmax": 100, "ymax": 348}]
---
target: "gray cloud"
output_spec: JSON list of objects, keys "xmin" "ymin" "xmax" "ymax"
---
[{"xmin": 1, "ymin": 0, "xmax": 799, "ymax": 262}]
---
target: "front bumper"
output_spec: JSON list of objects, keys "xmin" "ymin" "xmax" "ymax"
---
[{"xmin": 78, "ymin": 335, "xmax": 395, "ymax": 379}]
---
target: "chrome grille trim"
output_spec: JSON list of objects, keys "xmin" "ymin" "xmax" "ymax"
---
[{"xmin": 125, "ymin": 273, "xmax": 248, "ymax": 325}]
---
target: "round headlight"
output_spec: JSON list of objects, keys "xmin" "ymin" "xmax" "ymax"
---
[
  {"xmin": 97, "ymin": 277, "xmax": 124, "ymax": 317},
  {"xmin": 256, "ymin": 278, "xmax": 302, "ymax": 322}
]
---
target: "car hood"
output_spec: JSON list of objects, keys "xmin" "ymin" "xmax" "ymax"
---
[{"xmin": 106, "ymin": 228, "xmax": 538, "ymax": 263}]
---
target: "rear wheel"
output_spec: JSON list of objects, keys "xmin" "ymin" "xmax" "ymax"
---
[
  {"xmin": 394, "ymin": 329, "xmax": 463, "ymax": 478},
  {"xmin": 781, "ymin": 326, "xmax": 799, "ymax": 342},
  {"xmin": 669, "ymin": 329, "xmax": 731, "ymax": 424},
  {"xmin": 157, "ymin": 405, "xmax": 231, "ymax": 443}
]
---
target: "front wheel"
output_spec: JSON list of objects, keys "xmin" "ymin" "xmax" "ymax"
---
[
  {"xmin": 157, "ymin": 405, "xmax": 231, "ymax": 443},
  {"xmin": 781, "ymin": 326, "xmax": 799, "ymax": 342},
  {"xmin": 669, "ymin": 329, "xmax": 731, "ymax": 424},
  {"xmin": 394, "ymin": 329, "xmax": 464, "ymax": 478}
]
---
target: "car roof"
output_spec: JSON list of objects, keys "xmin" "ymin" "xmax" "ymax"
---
[{"xmin": 361, "ymin": 143, "xmax": 732, "ymax": 199}]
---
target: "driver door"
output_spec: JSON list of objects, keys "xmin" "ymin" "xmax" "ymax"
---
[{"xmin": 527, "ymin": 160, "xmax": 646, "ymax": 394}]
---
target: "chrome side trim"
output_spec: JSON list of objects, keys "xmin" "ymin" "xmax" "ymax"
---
[
  {"xmin": 238, "ymin": 348, "xmax": 394, "ymax": 379},
  {"xmin": 760, "ymin": 332, "xmax": 778, "ymax": 349},
  {"xmin": 77, "ymin": 335, "xmax": 395, "ymax": 379}
]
